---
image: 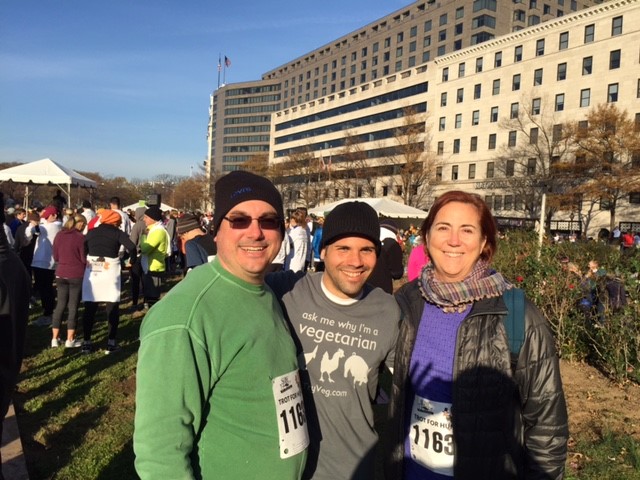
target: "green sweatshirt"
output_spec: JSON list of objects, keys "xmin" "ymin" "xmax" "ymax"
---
[{"xmin": 134, "ymin": 258, "xmax": 307, "ymax": 479}]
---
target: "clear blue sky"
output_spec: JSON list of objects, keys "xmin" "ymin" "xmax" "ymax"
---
[{"xmin": 1, "ymin": 0, "xmax": 410, "ymax": 181}]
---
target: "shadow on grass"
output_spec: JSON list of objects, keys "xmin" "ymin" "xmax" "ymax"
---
[
  {"xmin": 22, "ymin": 405, "xmax": 109, "ymax": 480},
  {"xmin": 16, "ymin": 275, "xmax": 181, "ymax": 479},
  {"xmin": 96, "ymin": 438, "xmax": 137, "ymax": 480},
  {"xmin": 16, "ymin": 313, "xmax": 141, "ymax": 478}
]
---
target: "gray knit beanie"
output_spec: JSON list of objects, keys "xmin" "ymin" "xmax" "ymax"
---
[
  {"xmin": 177, "ymin": 213, "xmax": 203, "ymax": 235},
  {"xmin": 321, "ymin": 201, "xmax": 381, "ymax": 252}
]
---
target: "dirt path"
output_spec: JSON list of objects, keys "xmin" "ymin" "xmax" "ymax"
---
[{"xmin": 561, "ymin": 360, "xmax": 640, "ymax": 443}]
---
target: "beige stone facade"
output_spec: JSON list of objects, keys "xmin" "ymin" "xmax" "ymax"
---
[
  {"xmin": 208, "ymin": 0, "xmax": 600, "ymax": 176},
  {"xmin": 269, "ymin": 0, "xmax": 640, "ymax": 236}
]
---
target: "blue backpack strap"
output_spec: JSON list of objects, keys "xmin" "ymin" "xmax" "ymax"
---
[{"xmin": 502, "ymin": 288, "xmax": 525, "ymax": 362}]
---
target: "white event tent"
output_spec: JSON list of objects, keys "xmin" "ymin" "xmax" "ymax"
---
[
  {"xmin": 0, "ymin": 158, "xmax": 97, "ymax": 208},
  {"xmin": 309, "ymin": 197, "xmax": 427, "ymax": 219},
  {"xmin": 123, "ymin": 201, "xmax": 176, "ymax": 213}
]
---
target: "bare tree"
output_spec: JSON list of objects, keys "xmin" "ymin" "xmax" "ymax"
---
[
  {"xmin": 335, "ymin": 131, "xmax": 377, "ymax": 198},
  {"xmin": 495, "ymin": 94, "xmax": 576, "ymax": 223},
  {"xmin": 382, "ymin": 107, "xmax": 438, "ymax": 209},
  {"xmin": 240, "ymin": 153, "xmax": 269, "ymax": 177},
  {"xmin": 564, "ymin": 103, "xmax": 640, "ymax": 231},
  {"xmin": 270, "ymin": 147, "xmax": 324, "ymax": 210},
  {"xmin": 173, "ymin": 174, "xmax": 210, "ymax": 212}
]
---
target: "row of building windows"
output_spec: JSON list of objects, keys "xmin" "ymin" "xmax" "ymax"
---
[
  {"xmin": 223, "ymin": 135, "xmax": 270, "ymax": 144},
  {"xmin": 277, "ymin": 83, "xmax": 428, "ymax": 131},
  {"xmin": 223, "ymin": 115, "xmax": 271, "ymax": 125},
  {"xmin": 225, "ymin": 85, "xmax": 280, "ymax": 96},
  {"xmin": 225, "ymin": 95, "xmax": 280, "ymax": 105},
  {"xmin": 223, "ymin": 125, "xmax": 271, "ymax": 134},
  {"xmin": 275, "ymin": 123, "xmax": 424, "ymax": 158},
  {"xmin": 222, "ymin": 155, "xmax": 254, "ymax": 163},
  {"xmin": 223, "ymin": 145, "xmax": 270, "ymax": 153},
  {"xmin": 441, "ymin": 16, "xmax": 624, "ymax": 82},
  {"xmin": 284, "ymin": 61, "xmax": 425, "ymax": 107},
  {"xmin": 274, "ymin": 103, "xmax": 426, "ymax": 145},
  {"xmin": 438, "ymin": 81, "xmax": 629, "ymax": 133},
  {"xmin": 436, "ymin": 158, "xmax": 539, "ymax": 182},
  {"xmin": 224, "ymin": 104, "xmax": 280, "ymax": 115}
]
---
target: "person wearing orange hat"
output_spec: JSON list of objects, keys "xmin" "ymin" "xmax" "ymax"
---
[{"xmin": 81, "ymin": 208, "xmax": 137, "ymax": 354}]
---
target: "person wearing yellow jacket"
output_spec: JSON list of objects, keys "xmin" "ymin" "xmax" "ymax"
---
[{"xmin": 139, "ymin": 206, "xmax": 170, "ymax": 310}]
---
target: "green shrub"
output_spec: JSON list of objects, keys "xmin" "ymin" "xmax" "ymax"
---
[{"xmin": 493, "ymin": 231, "xmax": 640, "ymax": 382}]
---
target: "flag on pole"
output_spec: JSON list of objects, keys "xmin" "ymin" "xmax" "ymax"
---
[
  {"xmin": 224, "ymin": 56, "xmax": 231, "ymax": 67},
  {"xmin": 217, "ymin": 55, "xmax": 222, "ymax": 72}
]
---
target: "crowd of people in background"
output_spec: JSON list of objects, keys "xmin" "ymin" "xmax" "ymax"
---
[{"xmin": 0, "ymin": 190, "xmax": 441, "ymax": 355}]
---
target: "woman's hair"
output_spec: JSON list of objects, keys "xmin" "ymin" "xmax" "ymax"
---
[
  {"xmin": 420, "ymin": 190, "xmax": 497, "ymax": 262},
  {"xmin": 290, "ymin": 209, "xmax": 306, "ymax": 225},
  {"xmin": 63, "ymin": 214, "xmax": 87, "ymax": 231}
]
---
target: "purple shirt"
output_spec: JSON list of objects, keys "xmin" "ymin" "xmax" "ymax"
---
[{"xmin": 404, "ymin": 303, "xmax": 470, "ymax": 480}]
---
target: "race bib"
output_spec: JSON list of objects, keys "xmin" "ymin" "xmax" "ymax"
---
[
  {"xmin": 409, "ymin": 395, "xmax": 455, "ymax": 475},
  {"xmin": 273, "ymin": 370, "xmax": 309, "ymax": 459},
  {"xmin": 90, "ymin": 258, "xmax": 109, "ymax": 273}
]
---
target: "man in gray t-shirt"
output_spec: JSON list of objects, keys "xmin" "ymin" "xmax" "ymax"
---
[{"xmin": 268, "ymin": 201, "xmax": 400, "ymax": 480}]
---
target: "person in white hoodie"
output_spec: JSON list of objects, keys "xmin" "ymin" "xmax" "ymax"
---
[
  {"xmin": 28, "ymin": 205, "xmax": 62, "ymax": 326},
  {"xmin": 284, "ymin": 209, "xmax": 308, "ymax": 272}
]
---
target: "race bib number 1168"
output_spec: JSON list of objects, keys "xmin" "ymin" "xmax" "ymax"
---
[{"xmin": 273, "ymin": 370, "xmax": 309, "ymax": 459}]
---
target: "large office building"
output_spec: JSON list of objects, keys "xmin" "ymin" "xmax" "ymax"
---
[
  {"xmin": 207, "ymin": 0, "xmax": 602, "ymax": 177},
  {"xmin": 205, "ymin": 0, "xmax": 640, "ymax": 235},
  {"xmin": 269, "ymin": 0, "xmax": 640, "ymax": 235}
]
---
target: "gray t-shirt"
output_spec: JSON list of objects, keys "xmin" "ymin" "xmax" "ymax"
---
[{"xmin": 267, "ymin": 272, "xmax": 400, "ymax": 480}]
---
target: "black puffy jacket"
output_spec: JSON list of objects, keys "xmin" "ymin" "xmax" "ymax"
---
[{"xmin": 384, "ymin": 280, "xmax": 568, "ymax": 480}]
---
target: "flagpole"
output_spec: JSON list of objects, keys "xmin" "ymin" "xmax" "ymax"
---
[
  {"xmin": 217, "ymin": 53, "xmax": 221, "ymax": 89},
  {"xmin": 223, "ymin": 56, "xmax": 227, "ymax": 85}
]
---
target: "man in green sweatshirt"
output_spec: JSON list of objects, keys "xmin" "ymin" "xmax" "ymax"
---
[{"xmin": 134, "ymin": 171, "xmax": 308, "ymax": 479}]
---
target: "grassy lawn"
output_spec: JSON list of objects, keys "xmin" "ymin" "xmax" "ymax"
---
[
  {"xmin": 16, "ymin": 273, "xmax": 150, "ymax": 480},
  {"xmin": 13, "ymin": 273, "xmax": 640, "ymax": 479},
  {"xmin": 565, "ymin": 431, "xmax": 640, "ymax": 480}
]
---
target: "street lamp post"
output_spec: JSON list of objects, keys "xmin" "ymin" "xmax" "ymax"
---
[{"xmin": 538, "ymin": 192, "xmax": 546, "ymax": 258}]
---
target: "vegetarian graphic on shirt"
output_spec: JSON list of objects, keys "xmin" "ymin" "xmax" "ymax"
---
[
  {"xmin": 297, "ymin": 308, "xmax": 387, "ymax": 398},
  {"xmin": 319, "ymin": 348, "xmax": 344, "ymax": 382}
]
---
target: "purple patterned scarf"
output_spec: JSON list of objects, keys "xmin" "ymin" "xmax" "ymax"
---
[{"xmin": 419, "ymin": 259, "xmax": 512, "ymax": 313}]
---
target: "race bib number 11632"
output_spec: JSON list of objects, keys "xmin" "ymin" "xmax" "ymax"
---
[{"xmin": 409, "ymin": 395, "xmax": 455, "ymax": 475}]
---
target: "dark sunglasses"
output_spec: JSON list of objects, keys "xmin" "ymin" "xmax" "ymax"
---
[{"xmin": 223, "ymin": 215, "xmax": 281, "ymax": 230}]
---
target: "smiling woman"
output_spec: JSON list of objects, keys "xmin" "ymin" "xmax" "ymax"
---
[
  {"xmin": 425, "ymin": 201, "xmax": 488, "ymax": 283},
  {"xmin": 385, "ymin": 190, "xmax": 569, "ymax": 480}
]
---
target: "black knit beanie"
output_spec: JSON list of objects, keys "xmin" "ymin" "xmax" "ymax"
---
[
  {"xmin": 321, "ymin": 201, "xmax": 381, "ymax": 253},
  {"xmin": 213, "ymin": 171, "xmax": 284, "ymax": 234},
  {"xmin": 380, "ymin": 219, "xmax": 399, "ymax": 234},
  {"xmin": 145, "ymin": 206, "xmax": 163, "ymax": 222}
]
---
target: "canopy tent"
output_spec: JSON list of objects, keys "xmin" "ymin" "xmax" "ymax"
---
[
  {"xmin": 0, "ymin": 158, "xmax": 96, "ymax": 208},
  {"xmin": 308, "ymin": 197, "xmax": 427, "ymax": 219},
  {"xmin": 123, "ymin": 201, "xmax": 176, "ymax": 213}
]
